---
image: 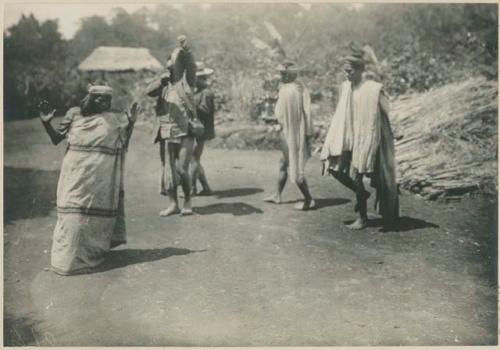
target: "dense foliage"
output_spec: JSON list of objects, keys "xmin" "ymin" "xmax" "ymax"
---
[{"xmin": 4, "ymin": 3, "xmax": 498, "ymax": 120}]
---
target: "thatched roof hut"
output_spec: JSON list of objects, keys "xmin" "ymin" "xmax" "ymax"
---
[{"xmin": 78, "ymin": 46, "xmax": 163, "ymax": 72}]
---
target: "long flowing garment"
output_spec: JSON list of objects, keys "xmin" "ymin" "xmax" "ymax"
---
[
  {"xmin": 320, "ymin": 79, "xmax": 399, "ymax": 224},
  {"xmin": 51, "ymin": 109, "xmax": 133, "ymax": 275},
  {"xmin": 274, "ymin": 81, "xmax": 313, "ymax": 183}
]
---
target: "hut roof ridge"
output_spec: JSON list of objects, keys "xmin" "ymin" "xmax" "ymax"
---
[{"xmin": 79, "ymin": 46, "xmax": 163, "ymax": 72}]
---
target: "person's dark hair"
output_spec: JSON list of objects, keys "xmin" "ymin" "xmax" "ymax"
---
[
  {"xmin": 280, "ymin": 70, "xmax": 297, "ymax": 83},
  {"xmin": 352, "ymin": 60, "xmax": 365, "ymax": 71}
]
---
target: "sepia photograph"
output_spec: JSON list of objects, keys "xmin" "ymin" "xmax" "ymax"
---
[{"xmin": 3, "ymin": 1, "xmax": 498, "ymax": 346}]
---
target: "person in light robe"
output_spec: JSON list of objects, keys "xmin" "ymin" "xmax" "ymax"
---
[
  {"xmin": 264, "ymin": 61, "xmax": 315, "ymax": 210},
  {"xmin": 39, "ymin": 84, "xmax": 138, "ymax": 275},
  {"xmin": 320, "ymin": 43, "xmax": 399, "ymax": 230}
]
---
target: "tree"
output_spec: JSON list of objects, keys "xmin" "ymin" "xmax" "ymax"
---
[
  {"xmin": 4, "ymin": 14, "xmax": 72, "ymax": 119},
  {"xmin": 69, "ymin": 16, "xmax": 117, "ymax": 63}
]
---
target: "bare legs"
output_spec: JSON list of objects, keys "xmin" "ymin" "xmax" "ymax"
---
[
  {"xmin": 294, "ymin": 178, "xmax": 315, "ymax": 210},
  {"xmin": 330, "ymin": 170, "xmax": 369, "ymax": 229},
  {"xmin": 264, "ymin": 153, "xmax": 288, "ymax": 204},
  {"xmin": 159, "ymin": 140, "xmax": 179, "ymax": 216},
  {"xmin": 264, "ymin": 143, "xmax": 315, "ymax": 210},
  {"xmin": 160, "ymin": 136, "xmax": 195, "ymax": 216},
  {"xmin": 177, "ymin": 137, "xmax": 195, "ymax": 214},
  {"xmin": 190, "ymin": 138, "xmax": 212, "ymax": 196}
]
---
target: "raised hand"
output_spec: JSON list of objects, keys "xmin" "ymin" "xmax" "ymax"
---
[
  {"xmin": 38, "ymin": 100, "xmax": 56, "ymax": 123},
  {"xmin": 126, "ymin": 102, "xmax": 140, "ymax": 123}
]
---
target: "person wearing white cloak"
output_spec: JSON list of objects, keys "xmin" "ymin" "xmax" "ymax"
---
[
  {"xmin": 320, "ymin": 44, "xmax": 399, "ymax": 230},
  {"xmin": 264, "ymin": 61, "xmax": 316, "ymax": 210}
]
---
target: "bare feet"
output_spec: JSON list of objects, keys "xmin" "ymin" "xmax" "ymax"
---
[
  {"xmin": 181, "ymin": 208, "xmax": 193, "ymax": 216},
  {"xmin": 159, "ymin": 204, "xmax": 180, "ymax": 217},
  {"xmin": 294, "ymin": 199, "xmax": 316, "ymax": 211},
  {"xmin": 181, "ymin": 199, "xmax": 193, "ymax": 216},
  {"xmin": 264, "ymin": 194, "xmax": 282, "ymax": 204},
  {"xmin": 346, "ymin": 218, "xmax": 368, "ymax": 230}
]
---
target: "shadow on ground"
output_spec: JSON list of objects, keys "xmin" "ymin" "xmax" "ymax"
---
[
  {"xmin": 194, "ymin": 202, "xmax": 263, "ymax": 216},
  {"xmin": 89, "ymin": 247, "xmax": 206, "ymax": 274},
  {"xmin": 314, "ymin": 198, "xmax": 351, "ymax": 209},
  {"xmin": 56, "ymin": 248, "xmax": 205, "ymax": 276},
  {"xmin": 4, "ymin": 315, "xmax": 42, "ymax": 346},
  {"xmin": 342, "ymin": 216, "xmax": 439, "ymax": 232},
  {"xmin": 4, "ymin": 166, "xmax": 59, "ymax": 224},
  {"xmin": 373, "ymin": 216, "xmax": 439, "ymax": 232},
  {"xmin": 262, "ymin": 198, "xmax": 350, "ymax": 208},
  {"xmin": 213, "ymin": 187, "xmax": 264, "ymax": 198}
]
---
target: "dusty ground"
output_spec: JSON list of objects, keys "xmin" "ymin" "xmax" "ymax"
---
[{"xmin": 3, "ymin": 118, "xmax": 498, "ymax": 346}]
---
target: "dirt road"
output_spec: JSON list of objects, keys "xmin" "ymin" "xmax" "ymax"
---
[{"xmin": 4, "ymin": 119, "xmax": 497, "ymax": 346}]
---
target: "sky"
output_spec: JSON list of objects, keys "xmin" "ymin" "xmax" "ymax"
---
[
  {"xmin": 3, "ymin": 2, "xmax": 362, "ymax": 40},
  {"xmin": 3, "ymin": 3, "xmax": 186, "ymax": 39}
]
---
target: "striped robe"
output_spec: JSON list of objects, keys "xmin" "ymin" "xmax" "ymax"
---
[{"xmin": 51, "ymin": 108, "xmax": 133, "ymax": 275}]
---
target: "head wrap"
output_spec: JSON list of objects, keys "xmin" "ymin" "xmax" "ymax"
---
[
  {"xmin": 177, "ymin": 34, "xmax": 187, "ymax": 46},
  {"xmin": 160, "ymin": 70, "xmax": 171, "ymax": 80},
  {"xmin": 88, "ymin": 85, "xmax": 113, "ymax": 96},
  {"xmin": 195, "ymin": 61, "xmax": 214, "ymax": 77},
  {"xmin": 81, "ymin": 85, "xmax": 112, "ymax": 116},
  {"xmin": 343, "ymin": 42, "xmax": 366, "ymax": 68},
  {"xmin": 276, "ymin": 60, "xmax": 303, "ymax": 73}
]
